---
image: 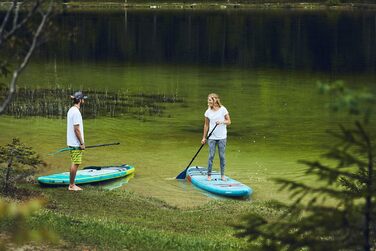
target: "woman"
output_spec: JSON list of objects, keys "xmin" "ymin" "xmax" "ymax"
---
[{"xmin": 201, "ymin": 93, "xmax": 231, "ymax": 181}]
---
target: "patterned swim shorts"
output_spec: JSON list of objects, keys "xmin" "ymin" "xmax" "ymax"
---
[{"xmin": 70, "ymin": 150, "xmax": 83, "ymax": 164}]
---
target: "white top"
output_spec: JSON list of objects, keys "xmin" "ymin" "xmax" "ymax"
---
[
  {"xmin": 204, "ymin": 106, "xmax": 229, "ymax": 140},
  {"xmin": 67, "ymin": 106, "xmax": 84, "ymax": 147}
]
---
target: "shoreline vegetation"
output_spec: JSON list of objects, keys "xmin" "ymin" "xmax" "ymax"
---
[
  {"xmin": 0, "ymin": 1, "xmax": 376, "ymax": 11},
  {"xmin": 65, "ymin": 2, "xmax": 376, "ymax": 10},
  {"xmin": 63, "ymin": 0, "xmax": 376, "ymax": 10},
  {"xmin": 0, "ymin": 87, "xmax": 182, "ymax": 119}
]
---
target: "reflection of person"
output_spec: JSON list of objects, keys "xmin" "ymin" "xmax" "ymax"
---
[
  {"xmin": 67, "ymin": 91, "xmax": 87, "ymax": 191},
  {"xmin": 201, "ymin": 93, "xmax": 231, "ymax": 181}
]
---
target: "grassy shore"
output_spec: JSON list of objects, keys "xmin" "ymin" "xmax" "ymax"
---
[{"xmin": 0, "ymin": 185, "xmax": 284, "ymax": 250}]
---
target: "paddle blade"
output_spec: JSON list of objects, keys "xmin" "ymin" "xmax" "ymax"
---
[
  {"xmin": 176, "ymin": 168, "xmax": 188, "ymax": 179},
  {"xmin": 47, "ymin": 147, "xmax": 73, "ymax": 156}
]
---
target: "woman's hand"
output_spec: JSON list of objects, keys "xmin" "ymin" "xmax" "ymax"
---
[
  {"xmin": 201, "ymin": 138, "xmax": 207, "ymax": 144},
  {"xmin": 216, "ymin": 120, "xmax": 224, "ymax": 125}
]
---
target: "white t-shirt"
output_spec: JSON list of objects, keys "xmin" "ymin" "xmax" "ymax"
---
[
  {"xmin": 204, "ymin": 106, "xmax": 229, "ymax": 140},
  {"xmin": 67, "ymin": 106, "xmax": 84, "ymax": 147}
]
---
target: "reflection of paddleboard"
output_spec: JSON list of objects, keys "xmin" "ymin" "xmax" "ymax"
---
[
  {"xmin": 102, "ymin": 173, "xmax": 135, "ymax": 190},
  {"xmin": 187, "ymin": 166, "xmax": 252, "ymax": 197},
  {"xmin": 37, "ymin": 164, "xmax": 135, "ymax": 185}
]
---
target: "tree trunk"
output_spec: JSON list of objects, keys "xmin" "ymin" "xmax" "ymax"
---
[
  {"xmin": 3, "ymin": 154, "xmax": 13, "ymax": 194},
  {"xmin": 364, "ymin": 140, "xmax": 372, "ymax": 251},
  {"xmin": 357, "ymin": 121, "xmax": 372, "ymax": 251}
]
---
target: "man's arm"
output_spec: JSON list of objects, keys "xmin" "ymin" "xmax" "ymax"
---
[{"xmin": 74, "ymin": 124, "xmax": 85, "ymax": 149}]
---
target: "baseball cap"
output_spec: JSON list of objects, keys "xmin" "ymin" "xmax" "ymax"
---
[{"xmin": 70, "ymin": 91, "xmax": 88, "ymax": 100}]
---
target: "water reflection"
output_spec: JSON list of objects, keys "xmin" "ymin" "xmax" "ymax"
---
[
  {"xmin": 38, "ymin": 10, "xmax": 376, "ymax": 73},
  {"xmin": 102, "ymin": 173, "xmax": 135, "ymax": 190}
]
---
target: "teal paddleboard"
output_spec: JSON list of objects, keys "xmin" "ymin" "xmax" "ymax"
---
[
  {"xmin": 37, "ymin": 164, "xmax": 135, "ymax": 185},
  {"xmin": 187, "ymin": 166, "xmax": 252, "ymax": 197}
]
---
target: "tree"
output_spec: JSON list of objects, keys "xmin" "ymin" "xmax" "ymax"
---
[
  {"xmin": 235, "ymin": 82, "xmax": 376, "ymax": 251},
  {"xmin": 0, "ymin": 139, "xmax": 56, "ymax": 248},
  {"xmin": 0, "ymin": 0, "xmax": 53, "ymax": 114},
  {"xmin": 0, "ymin": 138, "xmax": 45, "ymax": 195}
]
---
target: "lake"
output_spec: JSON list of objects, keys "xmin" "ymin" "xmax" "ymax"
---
[{"xmin": 1, "ymin": 9, "xmax": 375, "ymax": 207}]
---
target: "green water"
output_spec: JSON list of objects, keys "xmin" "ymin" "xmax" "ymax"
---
[
  {"xmin": 1, "ymin": 62, "xmax": 374, "ymax": 207},
  {"xmin": 1, "ymin": 9, "xmax": 376, "ymax": 207}
]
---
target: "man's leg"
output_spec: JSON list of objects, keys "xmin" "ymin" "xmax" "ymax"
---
[
  {"xmin": 69, "ymin": 164, "xmax": 79, "ymax": 183},
  {"xmin": 69, "ymin": 150, "xmax": 83, "ymax": 191}
]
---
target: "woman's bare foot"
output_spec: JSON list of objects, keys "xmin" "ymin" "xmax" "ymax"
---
[
  {"xmin": 68, "ymin": 185, "xmax": 83, "ymax": 191},
  {"xmin": 221, "ymin": 176, "xmax": 226, "ymax": 181},
  {"xmin": 207, "ymin": 176, "xmax": 211, "ymax": 181}
]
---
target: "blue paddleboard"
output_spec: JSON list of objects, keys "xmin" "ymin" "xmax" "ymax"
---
[
  {"xmin": 187, "ymin": 166, "xmax": 252, "ymax": 197},
  {"xmin": 37, "ymin": 164, "xmax": 135, "ymax": 185}
]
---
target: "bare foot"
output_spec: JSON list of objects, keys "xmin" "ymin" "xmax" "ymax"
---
[
  {"xmin": 221, "ymin": 176, "xmax": 226, "ymax": 181},
  {"xmin": 207, "ymin": 176, "xmax": 211, "ymax": 181},
  {"xmin": 68, "ymin": 185, "xmax": 83, "ymax": 191}
]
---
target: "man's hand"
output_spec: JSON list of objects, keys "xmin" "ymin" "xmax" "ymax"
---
[
  {"xmin": 80, "ymin": 144, "xmax": 86, "ymax": 150},
  {"xmin": 201, "ymin": 138, "xmax": 207, "ymax": 144}
]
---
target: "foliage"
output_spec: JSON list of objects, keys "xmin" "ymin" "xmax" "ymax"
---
[
  {"xmin": 0, "ymin": 198, "xmax": 57, "ymax": 250},
  {"xmin": 0, "ymin": 138, "xmax": 45, "ymax": 195},
  {"xmin": 234, "ymin": 82, "xmax": 376, "ymax": 250},
  {"xmin": 318, "ymin": 80, "xmax": 375, "ymax": 123},
  {"xmin": 325, "ymin": 0, "xmax": 341, "ymax": 5}
]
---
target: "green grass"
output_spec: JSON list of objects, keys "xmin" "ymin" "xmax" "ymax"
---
[{"xmin": 15, "ymin": 185, "xmax": 283, "ymax": 250}]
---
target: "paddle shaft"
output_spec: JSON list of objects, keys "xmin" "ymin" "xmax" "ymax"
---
[
  {"xmin": 49, "ymin": 142, "xmax": 120, "ymax": 155},
  {"xmin": 73, "ymin": 142, "xmax": 120, "ymax": 150},
  {"xmin": 185, "ymin": 124, "xmax": 218, "ymax": 169}
]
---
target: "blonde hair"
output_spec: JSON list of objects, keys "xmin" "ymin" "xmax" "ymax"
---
[{"xmin": 208, "ymin": 93, "xmax": 222, "ymax": 108}]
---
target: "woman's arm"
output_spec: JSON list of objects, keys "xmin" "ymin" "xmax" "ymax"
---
[
  {"xmin": 201, "ymin": 117, "xmax": 209, "ymax": 144},
  {"xmin": 224, "ymin": 113, "xmax": 231, "ymax": 125},
  {"xmin": 216, "ymin": 113, "xmax": 231, "ymax": 126}
]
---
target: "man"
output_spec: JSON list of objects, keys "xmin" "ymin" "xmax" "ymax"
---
[{"xmin": 67, "ymin": 91, "xmax": 87, "ymax": 191}]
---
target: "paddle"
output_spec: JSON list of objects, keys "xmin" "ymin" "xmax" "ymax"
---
[
  {"xmin": 176, "ymin": 124, "xmax": 218, "ymax": 179},
  {"xmin": 48, "ymin": 142, "xmax": 120, "ymax": 156}
]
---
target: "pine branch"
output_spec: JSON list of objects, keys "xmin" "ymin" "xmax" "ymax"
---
[
  {"xmin": 273, "ymin": 178, "xmax": 355, "ymax": 202},
  {"xmin": 327, "ymin": 126, "xmax": 367, "ymax": 149},
  {"xmin": 299, "ymin": 160, "xmax": 362, "ymax": 184},
  {"xmin": 322, "ymin": 148, "xmax": 368, "ymax": 170}
]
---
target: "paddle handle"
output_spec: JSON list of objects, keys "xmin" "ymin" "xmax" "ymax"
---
[{"xmin": 85, "ymin": 142, "xmax": 120, "ymax": 149}]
